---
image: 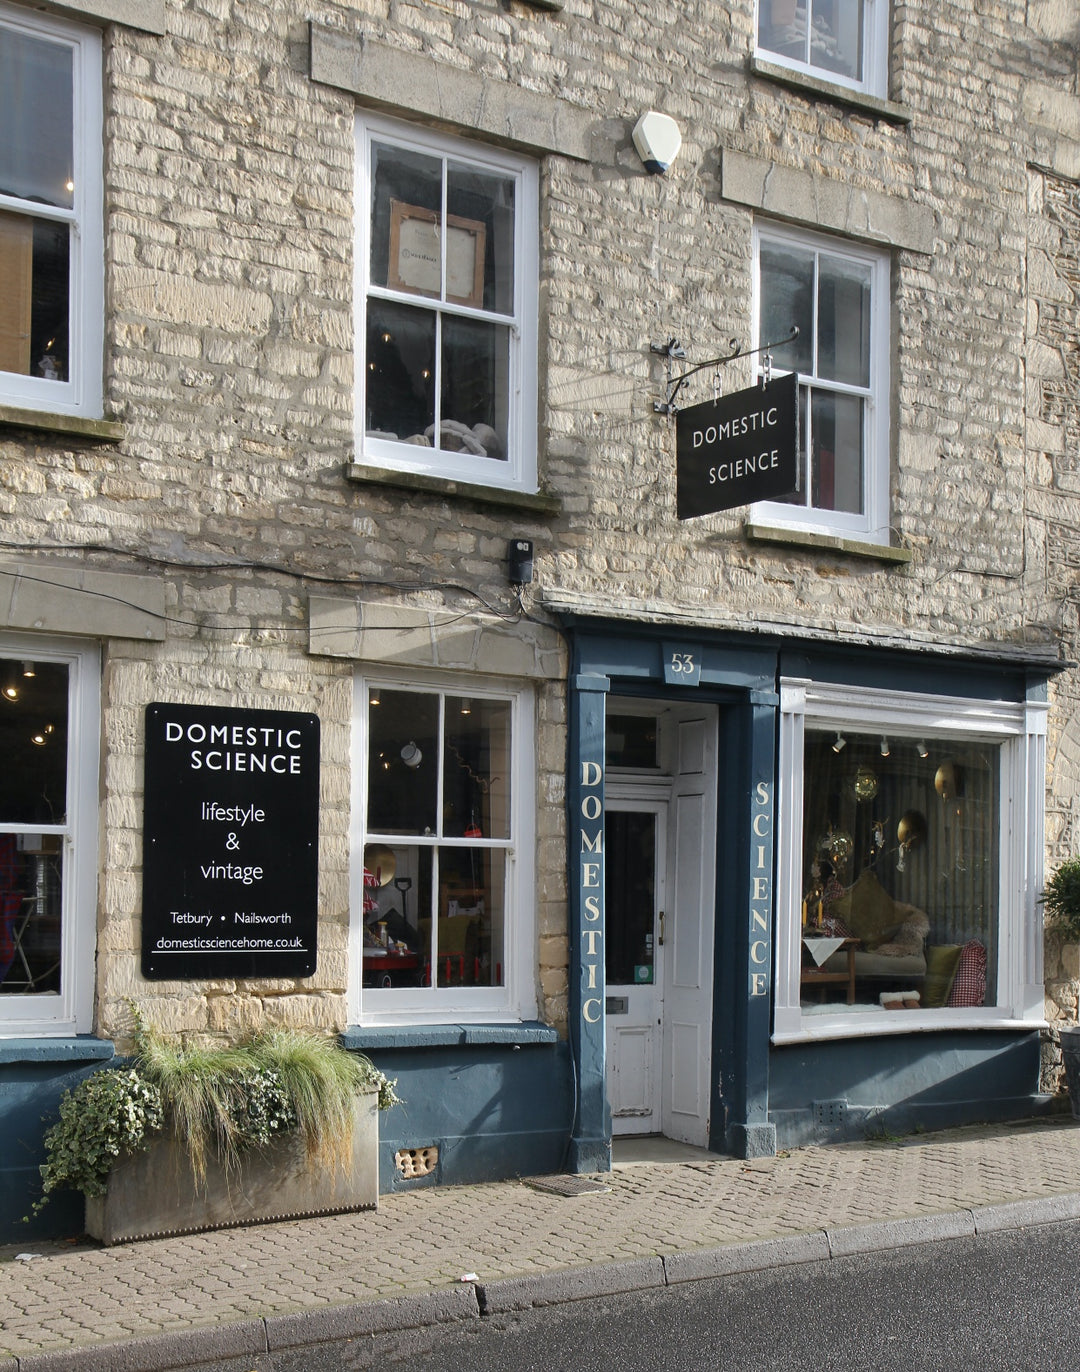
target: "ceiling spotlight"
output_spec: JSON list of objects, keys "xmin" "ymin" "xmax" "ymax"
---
[
  {"xmin": 2, "ymin": 679, "xmax": 18, "ymax": 702},
  {"xmin": 460, "ymin": 698, "xmax": 472, "ymax": 716},
  {"xmin": 21, "ymin": 661, "xmax": 35, "ymax": 678},
  {"xmin": 369, "ymin": 687, "xmax": 381, "ymax": 707},
  {"xmin": 880, "ymin": 737, "xmax": 891, "ymax": 757},
  {"xmin": 917, "ymin": 741, "xmax": 929, "ymax": 758},
  {"xmin": 400, "ymin": 741, "xmax": 423, "ymax": 769},
  {"xmin": 832, "ymin": 732, "xmax": 846, "ymax": 753}
]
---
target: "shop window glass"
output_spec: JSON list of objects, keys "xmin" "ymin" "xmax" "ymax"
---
[
  {"xmin": 0, "ymin": 639, "xmax": 98, "ymax": 1034},
  {"xmin": 359, "ymin": 685, "xmax": 520, "ymax": 1007},
  {"xmin": 799, "ymin": 727, "xmax": 999, "ymax": 1014},
  {"xmin": 775, "ymin": 680, "xmax": 1046, "ymax": 1039}
]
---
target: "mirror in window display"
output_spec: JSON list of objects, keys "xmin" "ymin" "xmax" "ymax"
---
[
  {"xmin": 800, "ymin": 729, "xmax": 998, "ymax": 1013},
  {"xmin": 442, "ymin": 696, "xmax": 511, "ymax": 840},
  {"xmin": 0, "ymin": 658, "xmax": 67, "ymax": 995}
]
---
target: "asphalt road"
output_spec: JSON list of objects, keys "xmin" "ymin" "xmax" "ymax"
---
[{"xmin": 190, "ymin": 1218, "xmax": 1080, "ymax": 1371}]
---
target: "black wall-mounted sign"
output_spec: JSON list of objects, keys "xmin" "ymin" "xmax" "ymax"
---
[
  {"xmin": 141, "ymin": 703, "xmax": 320, "ymax": 981},
  {"xmin": 676, "ymin": 372, "xmax": 799, "ymax": 520}
]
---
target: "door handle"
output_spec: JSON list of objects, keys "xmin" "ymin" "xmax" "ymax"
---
[{"xmin": 658, "ymin": 910, "xmax": 666, "ymax": 946}]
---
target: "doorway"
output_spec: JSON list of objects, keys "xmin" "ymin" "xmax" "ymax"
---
[{"xmin": 604, "ymin": 705, "xmax": 718, "ymax": 1147}]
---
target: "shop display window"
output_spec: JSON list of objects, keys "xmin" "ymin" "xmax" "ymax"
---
[
  {"xmin": 0, "ymin": 638, "xmax": 97, "ymax": 1034},
  {"xmin": 353, "ymin": 679, "xmax": 533, "ymax": 1021},
  {"xmin": 775, "ymin": 679, "xmax": 1046, "ymax": 1038}
]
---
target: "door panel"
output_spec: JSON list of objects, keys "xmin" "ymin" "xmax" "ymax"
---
[
  {"xmin": 661, "ymin": 712, "xmax": 718, "ymax": 1147},
  {"xmin": 605, "ymin": 805, "xmax": 662, "ymax": 1135}
]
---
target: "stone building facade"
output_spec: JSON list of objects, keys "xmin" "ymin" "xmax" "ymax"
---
[{"xmin": 0, "ymin": 0, "xmax": 1078, "ymax": 1236}]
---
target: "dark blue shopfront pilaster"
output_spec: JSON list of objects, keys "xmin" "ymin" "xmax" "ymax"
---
[
  {"xmin": 566, "ymin": 672, "xmax": 611, "ymax": 1174},
  {"xmin": 716, "ymin": 691, "xmax": 778, "ymax": 1159}
]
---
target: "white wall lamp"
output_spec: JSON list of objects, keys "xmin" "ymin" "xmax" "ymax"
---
[{"xmin": 632, "ymin": 111, "xmax": 682, "ymax": 175}]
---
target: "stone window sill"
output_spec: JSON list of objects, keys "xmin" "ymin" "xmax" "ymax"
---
[
  {"xmin": 345, "ymin": 462, "xmax": 562, "ymax": 517},
  {"xmin": 341, "ymin": 1022, "xmax": 560, "ymax": 1051},
  {"xmin": 745, "ymin": 521, "xmax": 913, "ymax": 564},
  {"xmin": 0, "ymin": 1037, "xmax": 115, "ymax": 1065},
  {"xmin": 0, "ymin": 404, "xmax": 124, "ymax": 444},
  {"xmin": 749, "ymin": 57, "xmax": 912, "ymax": 125}
]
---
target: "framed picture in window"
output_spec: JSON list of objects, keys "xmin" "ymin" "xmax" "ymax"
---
[{"xmin": 388, "ymin": 200, "xmax": 486, "ymax": 308}]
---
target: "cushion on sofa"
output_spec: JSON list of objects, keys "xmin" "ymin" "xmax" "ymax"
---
[
  {"xmin": 946, "ymin": 940, "xmax": 987, "ymax": 1007},
  {"xmin": 921, "ymin": 944, "xmax": 963, "ymax": 1007},
  {"xmin": 829, "ymin": 870, "xmax": 928, "ymax": 953}
]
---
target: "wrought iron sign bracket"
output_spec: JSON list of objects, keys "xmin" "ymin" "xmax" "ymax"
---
[{"xmin": 650, "ymin": 326, "xmax": 799, "ymax": 416}]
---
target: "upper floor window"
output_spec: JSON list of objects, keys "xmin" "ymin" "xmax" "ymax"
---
[
  {"xmin": 753, "ymin": 223, "xmax": 889, "ymax": 543},
  {"xmin": 355, "ymin": 115, "xmax": 539, "ymax": 492},
  {"xmin": 755, "ymin": 0, "xmax": 889, "ymax": 97},
  {"xmin": 350, "ymin": 676, "xmax": 536, "ymax": 1024},
  {"xmin": 0, "ymin": 636, "xmax": 99, "ymax": 1035},
  {"xmin": 0, "ymin": 4, "xmax": 103, "ymax": 418}
]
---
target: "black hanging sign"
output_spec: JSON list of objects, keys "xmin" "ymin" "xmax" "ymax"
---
[
  {"xmin": 141, "ymin": 702, "xmax": 320, "ymax": 980},
  {"xmin": 676, "ymin": 372, "xmax": 799, "ymax": 520}
]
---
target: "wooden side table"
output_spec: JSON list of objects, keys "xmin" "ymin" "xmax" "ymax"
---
[{"xmin": 801, "ymin": 936, "xmax": 860, "ymax": 1005}]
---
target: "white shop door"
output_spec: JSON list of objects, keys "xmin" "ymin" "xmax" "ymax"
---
[{"xmin": 605, "ymin": 707, "xmax": 717, "ymax": 1146}]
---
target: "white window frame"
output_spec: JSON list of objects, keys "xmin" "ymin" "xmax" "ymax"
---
[
  {"xmin": 0, "ymin": 3, "xmax": 104, "ymax": 418},
  {"xmin": 0, "ymin": 634, "xmax": 99, "ymax": 1036},
  {"xmin": 773, "ymin": 677, "xmax": 1047, "ymax": 1044},
  {"xmin": 753, "ymin": 0, "xmax": 890, "ymax": 99},
  {"xmin": 354, "ymin": 114, "xmax": 539, "ymax": 494},
  {"xmin": 349, "ymin": 672, "xmax": 537, "ymax": 1026},
  {"xmin": 752, "ymin": 221, "xmax": 890, "ymax": 545}
]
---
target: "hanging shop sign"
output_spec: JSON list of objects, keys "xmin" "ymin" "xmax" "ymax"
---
[
  {"xmin": 141, "ymin": 703, "xmax": 320, "ymax": 980},
  {"xmin": 675, "ymin": 372, "xmax": 799, "ymax": 520}
]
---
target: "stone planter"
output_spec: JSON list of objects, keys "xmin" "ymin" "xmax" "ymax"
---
[
  {"xmin": 85, "ymin": 1089, "xmax": 378, "ymax": 1245},
  {"xmin": 1060, "ymin": 1026, "xmax": 1080, "ymax": 1121}
]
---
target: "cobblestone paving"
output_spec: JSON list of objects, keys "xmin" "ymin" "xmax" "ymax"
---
[{"xmin": 0, "ymin": 1119, "xmax": 1077, "ymax": 1358}]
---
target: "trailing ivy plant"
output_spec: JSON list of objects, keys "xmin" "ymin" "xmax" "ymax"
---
[
  {"xmin": 31, "ymin": 1019, "xmax": 399, "ymax": 1215},
  {"xmin": 33, "ymin": 1068, "xmax": 165, "ymax": 1214}
]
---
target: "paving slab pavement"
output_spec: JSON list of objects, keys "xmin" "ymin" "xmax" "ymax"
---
[{"xmin": 1, "ymin": 1116, "xmax": 1078, "ymax": 1370}]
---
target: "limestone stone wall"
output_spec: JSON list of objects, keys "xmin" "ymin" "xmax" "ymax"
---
[{"xmin": 0, "ymin": 0, "xmax": 1077, "ymax": 1045}]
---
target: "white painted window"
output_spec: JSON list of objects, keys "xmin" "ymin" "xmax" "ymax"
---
[
  {"xmin": 752, "ymin": 223, "xmax": 890, "ymax": 543},
  {"xmin": 0, "ymin": 636, "xmax": 99, "ymax": 1035},
  {"xmin": 355, "ymin": 115, "xmax": 539, "ymax": 492},
  {"xmin": 350, "ymin": 676, "xmax": 536, "ymax": 1024},
  {"xmin": 755, "ymin": 0, "xmax": 889, "ymax": 98},
  {"xmin": 773, "ymin": 678, "xmax": 1047, "ymax": 1043},
  {"xmin": 0, "ymin": 4, "xmax": 103, "ymax": 418}
]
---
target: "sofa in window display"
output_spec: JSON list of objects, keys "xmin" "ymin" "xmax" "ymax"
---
[{"xmin": 818, "ymin": 869, "xmax": 930, "ymax": 982}]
